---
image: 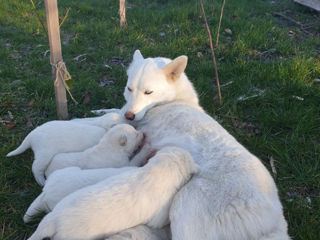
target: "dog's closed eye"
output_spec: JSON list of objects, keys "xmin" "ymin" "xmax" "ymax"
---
[{"xmin": 144, "ymin": 90, "xmax": 153, "ymax": 95}]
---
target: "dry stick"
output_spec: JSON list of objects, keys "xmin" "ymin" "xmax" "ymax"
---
[
  {"xmin": 119, "ymin": 0, "xmax": 127, "ymax": 27},
  {"xmin": 215, "ymin": 0, "xmax": 226, "ymax": 47},
  {"xmin": 59, "ymin": 7, "xmax": 71, "ymax": 28},
  {"xmin": 30, "ymin": 0, "xmax": 46, "ymax": 33},
  {"xmin": 198, "ymin": 0, "xmax": 222, "ymax": 105}
]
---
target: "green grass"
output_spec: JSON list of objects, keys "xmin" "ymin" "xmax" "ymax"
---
[{"xmin": 0, "ymin": 0, "xmax": 319, "ymax": 239}]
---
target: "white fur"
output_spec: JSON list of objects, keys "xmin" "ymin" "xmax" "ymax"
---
[
  {"xmin": 7, "ymin": 122, "xmax": 104, "ymax": 185},
  {"xmin": 24, "ymin": 166, "xmax": 136, "ymax": 223},
  {"xmin": 120, "ymin": 51, "xmax": 290, "ymax": 240},
  {"xmin": 28, "ymin": 147, "xmax": 198, "ymax": 240},
  {"xmin": 45, "ymin": 124, "xmax": 144, "ymax": 176},
  {"xmin": 105, "ymin": 225, "xmax": 171, "ymax": 240},
  {"xmin": 122, "ymin": 50, "xmax": 198, "ymax": 121},
  {"xmin": 6, "ymin": 112, "xmax": 124, "ymax": 186}
]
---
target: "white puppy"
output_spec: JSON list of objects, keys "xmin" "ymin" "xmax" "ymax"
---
[
  {"xmin": 24, "ymin": 166, "xmax": 136, "ymax": 223},
  {"xmin": 45, "ymin": 124, "xmax": 144, "ymax": 176},
  {"xmin": 6, "ymin": 112, "xmax": 124, "ymax": 186},
  {"xmin": 28, "ymin": 146, "xmax": 198, "ymax": 240}
]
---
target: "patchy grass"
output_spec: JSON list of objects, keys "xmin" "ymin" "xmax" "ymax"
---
[{"xmin": 0, "ymin": 0, "xmax": 319, "ymax": 239}]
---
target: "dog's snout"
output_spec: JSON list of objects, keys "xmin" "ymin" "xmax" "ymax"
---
[{"xmin": 125, "ymin": 111, "xmax": 135, "ymax": 120}]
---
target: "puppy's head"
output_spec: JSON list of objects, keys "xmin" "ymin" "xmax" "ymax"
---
[
  {"xmin": 123, "ymin": 50, "xmax": 188, "ymax": 121},
  {"xmin": 107, "ymin": 124, "xmax": 145, "ymax": 158}
]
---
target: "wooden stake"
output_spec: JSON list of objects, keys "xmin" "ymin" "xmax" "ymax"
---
[
  {"xmin": 44, "ymin": 0, "xmax": 68, "ymax": 119},
  {"xmin": 119, "ymin": 0, "xmax": 127, "ymax": 27}
]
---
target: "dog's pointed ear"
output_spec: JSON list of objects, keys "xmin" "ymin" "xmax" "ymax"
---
[
  {"xmin": 162, "ymin": 56, "xmax": 188, "ymax": 81},
  {"xmin": 119, "ymin": 135, "xmax": 127, "ymax": 146},
  {"xmin": 133, "ymin": 50, "xmax": 144, "ymax": 62}
]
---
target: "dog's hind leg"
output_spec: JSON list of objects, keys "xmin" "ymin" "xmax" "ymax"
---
[
  {"xmin": 170, "ymin": 176, "xmax": 290, "ymax": 240},
  {"xmin": 169, "ymin": 179, "xmax": 214, "ymax": 240},
  {"xmin": 260, "ymin": 216, "xmax": 291, "ymax": 240},
  {"xmin": 32, "ymin": 151, "xmax": 54, "ymax": 186},
  {"xmin": 24, "ymin": 193, "xmax": 47, "ymax": 223},
  {"xmin": 104, "ymin": 225, "xmax": 170, "ymax": 240}
]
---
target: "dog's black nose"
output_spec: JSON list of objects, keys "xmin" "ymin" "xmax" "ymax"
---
[{"xmin": 125, "ymin": 111, "xmax": 135, "ymax": 120}]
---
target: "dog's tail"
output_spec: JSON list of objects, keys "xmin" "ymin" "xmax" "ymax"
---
[
  {"xmin": 24, "ymin": 193, "xmax": 47, "ymax": 223},
  {"xmin": 7, "ymin": 134, "xmax": 31, "ymax": 157},
  {"xmin": 27, "ymin": 213, "xmax": 55, "ymax": 240}
]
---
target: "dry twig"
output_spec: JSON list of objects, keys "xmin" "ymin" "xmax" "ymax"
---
[
  {"xmin": 59, "ymin": 7, "xmax": 71, "ymax": 27},
  {"xmin": 30, "ymin": 0, "xmax": 47, "ymax": 33},
  {"xmin": 198, "ymin": 0, "xmax": 224, "ymax": 105},
  {"xmin": 215, "ymin": 0, "xmax": 226, "ymax": 47}
]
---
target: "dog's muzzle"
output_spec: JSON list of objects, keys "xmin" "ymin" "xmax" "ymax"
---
[{"xmin": 125, "ymin": 111, "xmax": 135, "ymax": 120}]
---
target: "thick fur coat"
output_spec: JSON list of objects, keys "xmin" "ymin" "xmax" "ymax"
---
[
  {"xmin": 115, "ymin": 50, "xmax": 290, "ymax": 240},
  {"xmin": 7, "ymin": 112, "xmax": 124, "ymax": 186},
  {"xmin": 28, "ymin": 147, "xmax": 198, "ymax": 240},
  {"xmin": 24, "ymin": 166, "xmax": 136, "ymax": 222},
  {"xmin": 45, "ymin": 124, "xmax": 144, "ymax": 176},
  {"xmin": 104, "ymin": 225, "xmax": 170, "ymax": 240}
]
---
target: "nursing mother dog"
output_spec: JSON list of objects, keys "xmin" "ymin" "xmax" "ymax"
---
[{"xmin": 114, "ymin": 50, "xmax": 290, "ymax": 240}]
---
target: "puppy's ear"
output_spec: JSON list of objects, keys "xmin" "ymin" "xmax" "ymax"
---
[
  {"xmin": 162, "ymin": 55, "xmax": 188, "ymax": 81},
  {"xmin": 133, "ymin": 49, "xmax": 144, "ymax": 62},
  {"xmin": 119, "ymin": 135, "xmax": 127, "ymax": 146}
]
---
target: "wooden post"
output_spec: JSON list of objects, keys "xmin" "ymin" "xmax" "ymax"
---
[
  {"xmin": 119, "ymin": 0, "xmax": 126, "ymax": 27},
  {"xmin": 44, "ymin": 0, "xmax": 68, "ymax": 119}
]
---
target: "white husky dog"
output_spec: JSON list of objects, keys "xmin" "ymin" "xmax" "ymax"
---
[
  {"xmin": 28, "ymin": 147, "xmax": 198, "ymax": 240},
  {"xmin": 6, "ymin": 112, "xmax": 124, "ymax": 186},
  {"xmin": 108, "ymin": 50, "xmax": 290, "ymax": 240},
  {"xmin": 24, "ymin": 166, "xmax": 136, "ymax": 223},
  {"xmin": 45, "ymin": 124, "xmax": 144, "ymax": 176}
]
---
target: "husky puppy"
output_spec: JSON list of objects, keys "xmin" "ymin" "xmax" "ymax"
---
[
  {"xmin": 44, "ymin": 124, "xmax": 144, "ymax": 176},
  {"xmin": 28, "ymin": 147, "xmax": 198, "ymax": 240},
  {"xmin": 24, "ymin": 166, "xmax": 136, "ymax": 223},
  {"xmin": 6, "ymin": 112, "xmax": 124, "ymax": 186}
]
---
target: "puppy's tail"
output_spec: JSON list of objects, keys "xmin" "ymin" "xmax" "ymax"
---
[
  {"xmin": 24, "ymin": 193, "xmax": 47, "ymax": 223},
  {"xmin": 28, "ymin": 213, "xmax": 55, "ymax": 240},
  {"xmin": 7, "ymin": 134, "xmax": 31, "ymax": 157}
]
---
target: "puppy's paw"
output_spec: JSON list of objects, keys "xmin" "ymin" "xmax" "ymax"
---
[{"xmin": 34, "ymin": 174, "xmax": 46, "ymax": 186}]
